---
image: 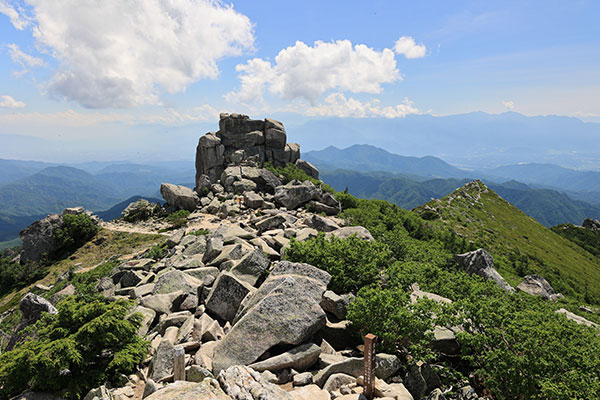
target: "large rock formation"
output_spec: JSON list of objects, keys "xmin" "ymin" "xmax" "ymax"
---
[
  {"xmin": 195, "ymin": 113, "xmax": 303, "ymax": 189},
  {"xmin": 455, "ymin": 249, "xmax": 514, "ymax": 292},
  {"xmin": 19, "ymin": 207, "xmax": 98, "ymax": 263}
]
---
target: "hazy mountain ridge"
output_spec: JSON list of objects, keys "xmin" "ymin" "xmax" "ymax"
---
[
  {"xmin": 321, "ymin": 169, "xmax": 600, "ymax": 226},
  {"xmin": 292, "ymin": 112, "xmax": 600, "ymax": 170}
]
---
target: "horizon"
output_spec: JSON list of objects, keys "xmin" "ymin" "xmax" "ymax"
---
[{"xmin": 1, "ymin": 1, "xmax": 599, "ymax": 166}]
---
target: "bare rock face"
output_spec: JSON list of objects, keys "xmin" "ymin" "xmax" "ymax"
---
[
  {"xmin": 19, "ymin": 214, "xmax": 63, "ymax": 263},
  {"xmin": 517, "ymin": 274, "xmax": 562, "ymax": 301},
  {"xmin": 195, "ymin": 113, "xmax": 302, "ymax": 189},
  {"xmin": 19, "ymin": 207, "xmax": 96, "ymax": 264},
  {"xmin": 160, "ymin": 183, "xmax": 199, "ymax": 212},
  {"xmin": 582, "ymin": 218, "xmax": 600, "ymax": 230},
  {"xmin": 455, "ymin": 249, "xmax": 514, "ymax": 293},
  {"xmin": 218, "ymin": 365, "xmax": 293, "ymax": 400},
  {"xmin": 20, "ymin": 293, "xmax": 58, "ymax": 324},
  {"xmin": 212, "ymin": 262, "xmax": 331, "ymax": 373}
]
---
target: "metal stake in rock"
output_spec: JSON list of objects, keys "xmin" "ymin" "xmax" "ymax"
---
[{"xmin": 363, "ymin": 333, "xmax": 377, "ymax": 400}]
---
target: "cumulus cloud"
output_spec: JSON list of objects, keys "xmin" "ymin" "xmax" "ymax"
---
[
  {"xmin": 227, "ymin": 40, "xmax": 400, "ymax": 105},
  {"xmin": 0, "ymin": 94, "xmax": 26, "ymax": 108},
  {"xmin": 502, "ymin": 100, "xmax": 515, "ymax": 110},
  {"xmin": 394, "ymin": 36, "xmax": 426, "ymax": 59},
  {"xmin": 7, "ymin": 43, "xmax": 43, "ymax": 67},
  {"xmin": 11, "ymin": 0, "xmax": 254, "ymax": 108},
  {"xmin": 0, "ymin": 0, "xmax": 30, "ymax": 30},
  {"xmin": 305, "ymin": 93, "xmax": 419, "ymax": 118}
]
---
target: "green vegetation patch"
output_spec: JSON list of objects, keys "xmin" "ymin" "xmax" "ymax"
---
[
  {"xmin": 551, "ymin": 223, "xmax": 600, "ymax": 259},
  {"xmin": 264, "ymin": 162, "xmax": 334, "ymax": 193},
  {"xmin": 415, "ymin": 181, "xmax": 600, "ymax": 303},
  {"xmin": 0, "ymin": 296, "xmax": 147, "ymax": 399}
]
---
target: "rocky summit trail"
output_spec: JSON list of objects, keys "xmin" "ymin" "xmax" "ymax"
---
[{"xmin": 2, "ymin": 114, "xmax": 599, "ymax": 400}]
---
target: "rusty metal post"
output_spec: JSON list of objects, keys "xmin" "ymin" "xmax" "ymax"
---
[
  {"xmin": 363, "ymin": 333, "xmax": 377, "ymax": 400},
  {"xmin": 173, "ymin": 345, "xmax": 185, "ymax": 381}
]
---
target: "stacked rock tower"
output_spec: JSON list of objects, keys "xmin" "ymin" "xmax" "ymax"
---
[{"xmin": 195, "ymin": 113, "xmax": 318, "ymax": 191}]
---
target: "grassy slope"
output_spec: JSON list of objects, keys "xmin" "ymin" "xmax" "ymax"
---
[
  {"xmin": 415, "ymin": 180, "xmax": 600, "ymax": 303},
  {"xmin": 0, "ymin": 228, "xmax": 165, "ymax": 313},
  {"xmin": 551, "ymin": 223, "xmax": 600, "ymax": 258}
]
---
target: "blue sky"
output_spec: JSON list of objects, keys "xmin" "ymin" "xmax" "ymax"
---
[{"xmin": 0, "ymin": 0, "xmax": 599, "ymax": 160}]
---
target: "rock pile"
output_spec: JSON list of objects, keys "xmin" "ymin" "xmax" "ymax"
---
[{"xmin": 195, "ymin": 113, "xmax": 311, "ymax": 186}]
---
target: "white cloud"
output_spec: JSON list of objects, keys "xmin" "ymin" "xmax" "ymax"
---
[
  {"xmin": 0, "ymin": 1, "xmax": 30, "ymax": 30},
  {"xmin": 305, "ymin": 93, "xmax": 420, "ymax": 118},
  {"xmin": 227, "ymin": 40, "xmax": 400, "ymax": 105},
  {"xmin": 394, "ymin": 36, "xmax": 426, "ymax": 59},
  {"xmin": 502, "ymin": 100, "xmax": 515, "ymax": 110},
  {"xmin": 13, "ymin": 0, "xmax": 254, "ymax": 108},
  {"xmin": 7, "ymin": 43, "xmax": 43, "ymax": 67},
  {"xmin": 0, "ymin": 94, "xmax": 26, "ymax": 108},
  {"xmin": 0, "ymin": 105, "xmax": 219, "ymax": 127}
]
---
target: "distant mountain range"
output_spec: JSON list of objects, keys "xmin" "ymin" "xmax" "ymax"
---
[
  {"xmin": 290, "ymin": 112, "xmax": 600, "ymax": 170},
  {"xmin": 2, "ymin": 141, "xmax": 600, "ymax": 244},
  {"xmin": 0, "ymin": 160, "xmax": 194, "ymax": 243},
  {"xmin": 304, "ymin": 144, "xmax": 471, "ymax": 179}
]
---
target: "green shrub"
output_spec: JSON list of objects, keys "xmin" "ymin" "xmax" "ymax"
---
[
  {"xmin": 146, "ymin": 244, "xmax": 166, "ymax": 261},
  {"xmin": 263, "ymin": 162, "xmax": 334, "ymax": 193},
  {"xmin": 163, "ymin": 210, "xmax": 190, "ymax": 230},
  {"xmin": 0, "ymin": 297, "xmax": 147, "ymax": 399},
  {"xmin": 190, "ymin": 229, "xmax": 210, "ymax": 236},
  {"xmin": 347, "ymin": 286, "xmax": 443, "ymax": 358},
  {"xmin": 284, "ymin": 234, "xmax": 392, "ymax": 293},
  {"xmin": 53, "ymin": 214, "xmax": 99, "ymax": 258},
  {"xmin": 0, "ymin": 257, "xmax": 45, "ymax": 297}
]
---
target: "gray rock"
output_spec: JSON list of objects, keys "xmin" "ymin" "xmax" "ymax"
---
[
  {"xmin": 167, "ymin": 231, "xmax": 185, "ymax": 248},
  {"xmin": 244, "ymin": 191, "xmax": 264, "ymax": 209},
  {"xmin": 195, "ymin": 132, "xmax": 225, "ymax": 185},
  {"xmin": 140, "ymin": 291, "xmax": 183, "ymax": 315},
  {"xmin": 232, "ymin": 179, "xmax": 257, "ymax": 194},
  {"xmin": 185, "ymin": 267, "xmax": 220, "ymax": 286},
  {"xmin": 132, "ymin": 305, "xmax": 156, "ymax": 336},
  {"xmin": 83, "ymin": 385, "xmax": 113, "ymax": 400},
  {"xmin": 249, "ymin": 342, "xmax": 321, "ymax": 372},
  {"xmin": 203, "ymin": 236, "xmax": 224, "ymax": 264},
  {"xmin": 119, "ymin": 270, "xmax": 145, "ymax": 288},
  {"xmin": 455, "ymin": 249, "xmax": 514, "ymax": 292},
  {"xmin": 304, "ymin": 215, "xmax": 340, "ymax": 233},
  {"xmin": 255, "ymin": 169, "xmax": 283, "ymax": 194},
  {"xmin": 265, "ymin": 127, "xmax": 287, "ymax": 149},
  {"xmin": 160, "ymin": 183, "xmax": 199, "ymax": 212},
  {"xmin": 256, "ymin": 214, "xmax": 286, "ymax": 233},
  {"xmin": 517, "ymin": 274, "xmax": 560, "ymax": 300},
  {"xmin": 205, "ymin": 272, "xmax": 255, "ymax": 322},
  {"xmin": 308, "ymin": 200, "xmax": 340, "ymax": 216},
  {"xmin": 556, "ymin": 308, "xmax": 600, "ymax": 329},
  {"xmin": 314, "ymin": 354, "xmax": 400, "ymax": 387},
  {"xmin": 218, "ymin": 365, "xmax": 293, "ymax": 400},
  {"xmin": 326, "ymin": 226, "xmax": 374, "ymax": 241},
  {"xmin": 186, "ymin": 365, "xmax": 214, "ymax": 382},
  {"xmin": 20, "ymin": 208, "xmax": 96, "ymax": 263},
  {"xmin": 295, "ymin": 159, "xmax": 319, "ymax": 179},
  {"xmin": 323, "ymin": 373, "xmax": 355, "ymax": 393},
  {"xmin": 212, "ymin": 274, "xmax": 328, "ymax": 373},
  {"xmin": 320, "ymin": 291, "xmax": 354, "ymax": 320},
  {"xmin": 405, "ymin": 361, "xmax": 441, "ymax": 400},
  {"xmin": 230, "ymin": 248, "xmax": 271, "ymax": 286},
  {"xmin": 144, "ymin": 379, "xmax": 230, "ymax": 400},
  {"xmin": 293, "ymin": 372, "xmax": 313, "ymax": 387},
  {"xmin": 151, "ymin": 311, "xmax": 192, "ymax": 335},
  {"xmin": 274, "ymin": 181, "xmax": 320, "ymax": 210},
  {"xmin": 121, "ymin": 199, "xmax": 159, "ymax": 222},
  {"xmin": 153, "ymin": 270, "xmax": 202, "ymax": 296},
  {"xmin": 149, "ymin": 337, "xmax": 175, "ymax": 382},
  {"xmin": 20, "ymin": 293, "xmax": 58, "ymax": 323},
  {"xmin": 431, "ymin": 326, "xmax": 460, "ymax": 355}
]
